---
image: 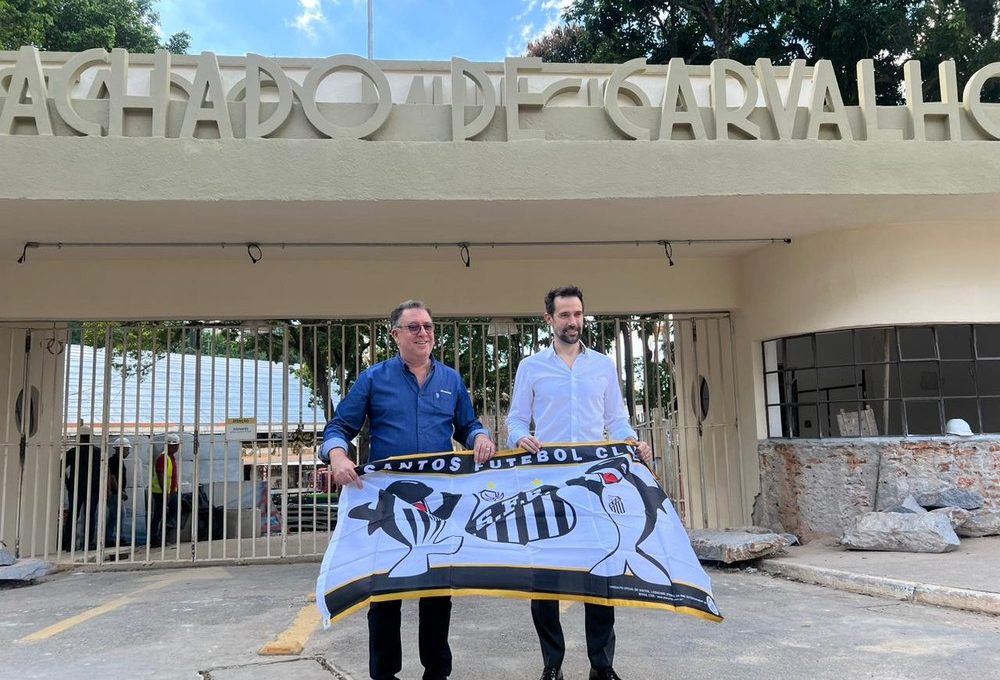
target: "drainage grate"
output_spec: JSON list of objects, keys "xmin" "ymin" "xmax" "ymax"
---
[{"xmin": 198, "ymin": 656, "xmax": 353, "ymax": 680}]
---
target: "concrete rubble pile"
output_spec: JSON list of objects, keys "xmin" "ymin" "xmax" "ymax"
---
[
  {"xmin": 0, "ymin": 541, "xmax": 56, "ymax": 583},
  {"xmin": 840, "ymin": 484, "xmax": 1000, "ymax": 552}
]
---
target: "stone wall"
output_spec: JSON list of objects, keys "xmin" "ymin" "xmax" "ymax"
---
[{"xmin": 754, "ymin": 438, "xmax": 1000, "ymax": 539}]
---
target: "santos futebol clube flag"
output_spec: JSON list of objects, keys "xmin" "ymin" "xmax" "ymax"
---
[{"xmin": 317, "ymin": 441, "xmax": 722, "ymax": 625}]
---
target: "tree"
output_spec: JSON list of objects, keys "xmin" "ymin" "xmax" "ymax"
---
[
  {"xmin": 527, "ymin": 0, "xmax": 1000, "ymax": 105},
  {"xmin": 0, "ymin": 0, "xmax": 190, "ymax": 53},
  {"xmin": 70, "ymin": 316, "xmax": 674, "ymax": 449}
]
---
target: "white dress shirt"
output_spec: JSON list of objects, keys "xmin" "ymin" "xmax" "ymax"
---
[{"xmin": 507, "ymin": 344, "xmax": 637, "ymax": 447}]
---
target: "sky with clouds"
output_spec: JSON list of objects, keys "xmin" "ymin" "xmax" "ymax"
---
[{"xmin": 156, "ymin": 0, "xmax": 572, "ymax": 61}]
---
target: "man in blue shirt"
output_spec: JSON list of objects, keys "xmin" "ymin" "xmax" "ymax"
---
[
  {"xmin": 321, "ymin": 299, "xmax": 495, "ymax": 680},
  {"xmin": 507, "ymin": 286, "xmax": 652, "ymax": 680}
]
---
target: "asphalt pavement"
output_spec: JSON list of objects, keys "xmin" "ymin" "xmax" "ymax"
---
[{"xmin": 2, "ymin": 561, "xmax": 999, "ymax": 680}]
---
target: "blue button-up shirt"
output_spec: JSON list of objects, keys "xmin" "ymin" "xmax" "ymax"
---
[
  {"xmin": 320, "ymin": 355, "xmax": 488, "ymax": 463},
  {"xmin": 507, "ymin": 344, "xmax": 637, "ymax": 447}
]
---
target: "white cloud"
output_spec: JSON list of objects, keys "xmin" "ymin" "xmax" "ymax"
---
[
  {"xmin": 290, "ymin": 0, "xmax": 327, "ymax": 39},
  {"xmin": 507, "ymin": 0, "xmax": 572, "ymax": 57}
]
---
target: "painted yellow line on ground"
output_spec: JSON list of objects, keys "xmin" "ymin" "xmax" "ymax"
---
[
  {"xmin": 20, "ymin": 581, "xmax": 172, "ymax": 643},
  {"xmin": 259, "ymin": 600, "xmax": 323, "ymax": 656},
  {"xmin": 18, "ymin": 567, "xmax": 232, "ymax": 644}
]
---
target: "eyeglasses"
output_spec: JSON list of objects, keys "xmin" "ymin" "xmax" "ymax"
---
[{"xmin": 395, "ymin": 323, "xmax": 435, "ymax": 335}]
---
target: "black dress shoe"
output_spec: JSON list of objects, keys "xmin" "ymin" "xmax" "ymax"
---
[
  {"xmin": 590, "ymin": 668, "xmax": 623, "ymax": 680},
  {"xmin": 540, "ymin": 668, "xmax": 564, "ymax": 680}
]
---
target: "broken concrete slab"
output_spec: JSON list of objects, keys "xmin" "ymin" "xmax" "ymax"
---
[
  {"xmin": 840, "ymin": 512, "xmax": 960, "ymax": 553},
  {"xmin": 885, "ymin": 495, "xmax": 927, "ymax": 514},
  {"xmin": 0, "ymin": 559, "xmax": 57, "ymax": 582},
  {"xmin": 780, "ymin": 533, "xmax": 799, "ymax": 546},
  {"xmin": 725, "ymin": 525, "xmax": 780, "ymax": 534},
  {"xmin": 688, "ymin": 529, "xmax": 790, "ymax": 563},
  {"xmin": 929, "ymin": 506, "xmax": 971, "ymax": 529},
  {"xmin": 915, "ymin": 487, "xmax": 984, "ymax": 511},
  {"xmin": 957, "ymin": 508, "xmax": 1000, "ymax": 537}
]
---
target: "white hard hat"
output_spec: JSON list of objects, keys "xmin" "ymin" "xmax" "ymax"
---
[
  {"xmin": 112, "ymin": 437, "xmax": 132, "ymax": 448},
  {"xmin": 165, "ymin": 433, "xmax": 181, "ymax": 445},
  {"xmin": 944, "ymin": 418, "xmax": 973, "ymax": 436}
]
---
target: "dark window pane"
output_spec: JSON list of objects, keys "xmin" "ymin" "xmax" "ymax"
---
[
  {"xmin": 791, "ymin": 404, "xmax": 818, "ymax": 438},
  {"xmin": 818, "ymin": 402, "xmax": 833, "ymax": 437},
  {"xmin": 976, "ymin": 360, "xmax": 1000, "ymax": 396},
  {"xmin": 976, "ymin": 325, "xmax": 1000, "ymax": 358},
  {"xmin": 784, "ymin": 335, "xmax": 814, "ymax": 369},
  {"xmin": 864, "ymin": 400, "xmax": 904, "ymax": 436},
  {"xmin": 943, "ymin": 398, "xmax": 980, "ymax": 433},
  {"xmin": 898, "ymin": 326, "xmax": 937, "ymax": 360},
  {"xmin": 858, "ymin": 364, "xmax": 899, "ymax": 399},
  {"xmin": 981, "ymin": 397, "xmax": 1000, "ymax": 433},
  {"xmin": 900, "ymin": 362, "xmax": 940, "ymax": 398},
  {"xmin": 905, "ymin": 400, "xmax": 942, "ymax": 435},
  {"xmin": 828, "ymin": 401, "xmax": 865, "ymax": 436},
  {"xmin": 818, "ymin": 366, "xmax": 860, "ymax": 401},
  {"xmin": 937, "ymin": 325, "xmax": 972, "ymax": 360},
  {"xmin": 939, "ymin": 362, "xmax": 976, "ymax": 397},
  {"xmin": 855, "ymin": 328, "xmax": 898, "ymax": 363},
  {"xmin": 783, "ymin": 369, "xmax": 817, "ymax": 402},
  {"xmin": 698, "ymin": 376, "xmax": 710, "ymax": 422},
  {"xmin": 816, "ymin": 331, "xmax": 853, "ymax": 367}
]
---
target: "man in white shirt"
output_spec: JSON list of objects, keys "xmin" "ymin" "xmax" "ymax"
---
[{"xmin": 507, "ymin": 286, "xmax": 652, "ymax": 680}]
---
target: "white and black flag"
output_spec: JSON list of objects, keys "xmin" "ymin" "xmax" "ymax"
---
[{"xmin": 317, "ymin": 442, "xmax": 722, "ymax": 626}]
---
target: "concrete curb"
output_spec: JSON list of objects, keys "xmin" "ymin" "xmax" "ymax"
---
[{"xmin": 758, "ymin": 559, "xmax": 1000, "ymax": 616}]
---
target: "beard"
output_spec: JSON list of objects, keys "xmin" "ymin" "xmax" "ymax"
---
[{"xmin": 555, "ymin": 326, "xmax": 580, "ymax": 345}]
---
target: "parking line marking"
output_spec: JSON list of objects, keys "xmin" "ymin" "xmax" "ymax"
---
[
  {"xmin": 17, "ymin": 567, "xmax": 232, "ymax": 644},
  {"xmin": 19, "ymin": 580, "xmax": 172, "ymax": 643},
  {"xmin": 259, "ymin": 601, "xmax": 322, "ymax": 656}
]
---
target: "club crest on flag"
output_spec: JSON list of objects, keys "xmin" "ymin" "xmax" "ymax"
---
[{"xmin": 466, "ymin": 485, "xmax": 577, "ymax": 545}]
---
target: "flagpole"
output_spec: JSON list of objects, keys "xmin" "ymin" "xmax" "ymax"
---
[{"xmin": 367, "ymin": 0, "xmax": 374, "ymax": 60}]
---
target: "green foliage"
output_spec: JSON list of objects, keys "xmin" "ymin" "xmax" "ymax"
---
[
  {"xmin": 528, "ymin": 0, "xmax": 1000, "ymax": 104},
  {"xmin": 72, "ymin": 317, "xmax": 676, "ymax": 437},
  {"xmin": 0, "ymin": 0, "xmax": 189, "ymax": 53}
]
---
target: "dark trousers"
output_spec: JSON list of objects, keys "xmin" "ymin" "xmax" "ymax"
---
[
  {"xmin": 531, "ymin": 599, "xmax": 616, "ymax": 670},
  {"xmin": 64, "ymin": 486, "xmax": 100, "ymax": 550},
  {"xmin": 368, "ymin": 596, "xmax": 452, "ymax": 680},
  {"xmin": 150, "ymin": 493, "xmax": 177, "ymax": 545}
]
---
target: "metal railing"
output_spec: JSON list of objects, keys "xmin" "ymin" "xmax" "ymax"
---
[{"xmin": 0, "ymin": 313, "xmax": 741, "ymax": 567}]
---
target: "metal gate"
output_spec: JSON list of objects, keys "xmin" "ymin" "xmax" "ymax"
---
[{"xmin": 0, "ymin": 313, "xmax": 742, "ymax": 567}]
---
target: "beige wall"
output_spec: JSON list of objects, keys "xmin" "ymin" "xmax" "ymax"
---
[
  {"xmin": 735, "ymin": 220, "xmax": 1000, "ymax": 450},
  {"xmin": 0, "ymin": 255, "xmax": 738, "ymax": 321}
]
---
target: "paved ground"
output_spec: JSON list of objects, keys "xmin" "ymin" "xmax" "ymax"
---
[
  {"xmin": 764, "ymin": 535, "xmax": 1000, "ymax": 593},
  {"xmin": 2, "ymin": 563, "xmax": 999, "ymax": 680}
]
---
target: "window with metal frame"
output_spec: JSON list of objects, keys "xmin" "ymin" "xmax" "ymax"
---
[{"xmin": 763, "ymin": 324, "xmax": 1000, "ymax": 438}]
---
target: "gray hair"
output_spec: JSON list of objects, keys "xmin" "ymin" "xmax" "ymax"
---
[{"xmin": 389, "ymin": 300, "xmax": 432, "ymax": 328}]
